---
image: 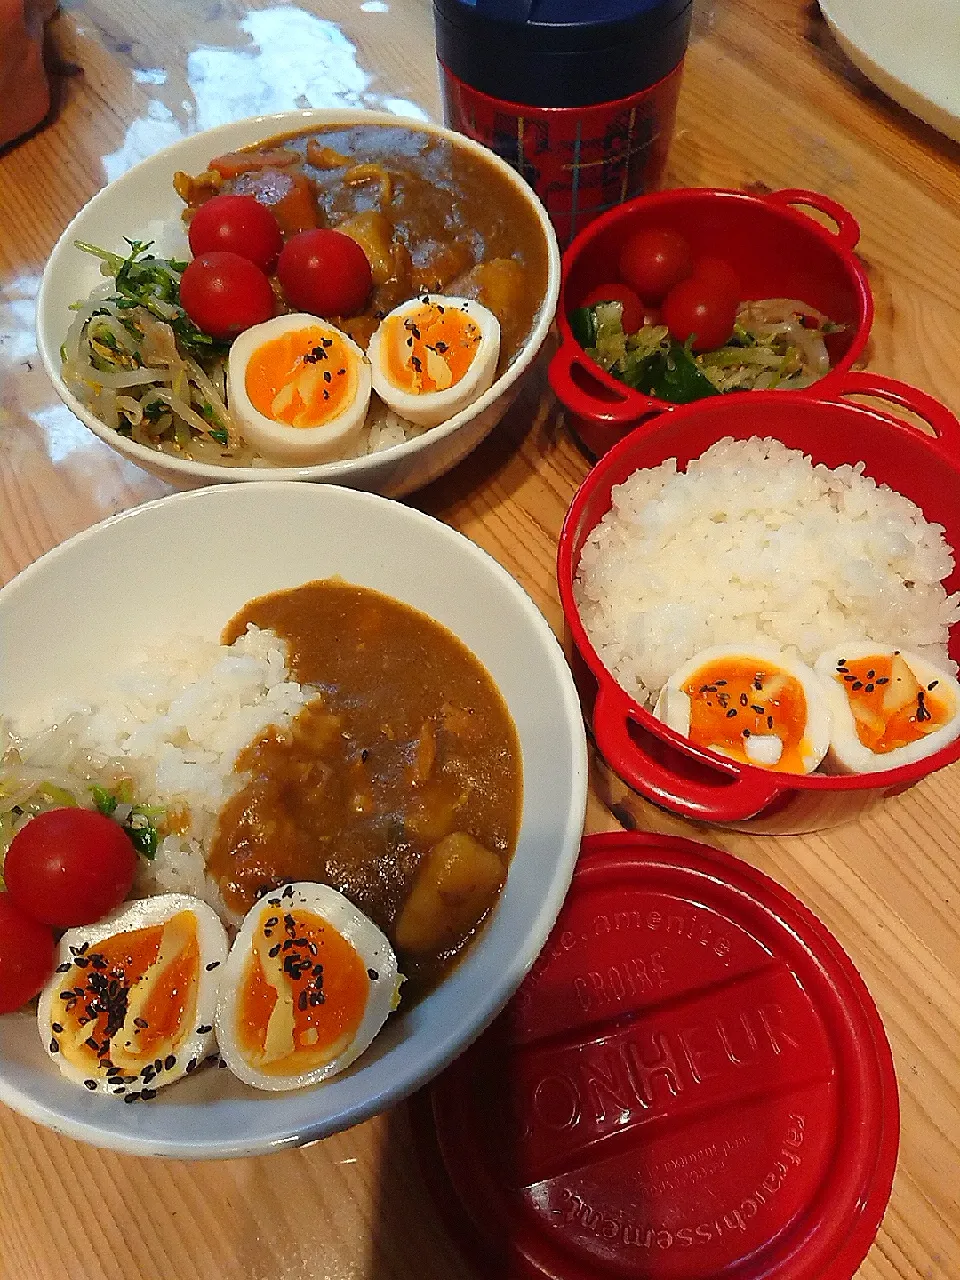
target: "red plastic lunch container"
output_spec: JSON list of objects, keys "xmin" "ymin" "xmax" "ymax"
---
[
  {"xmin": 550, "ymin": 187, "xmax": 875, "ymax": 456},
  {"xmin": 414, "ymin": 830, "xmax": 900, "ymax": 1280},
  {"xmin": 433, "ymin": 0, "xmax": 693, "ymax": 248},
  {"xmin": 556, "ymin": 371, "xmax": 960, "ymax": 833}
]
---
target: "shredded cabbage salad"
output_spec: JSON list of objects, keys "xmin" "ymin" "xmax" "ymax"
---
[
  {"xmin": 573, "ymin": 298, "xmax": 843, "ymax": 404},
  {"xmin": 61, "ymin": 239, "xmax": 255, "ymax": 464}
]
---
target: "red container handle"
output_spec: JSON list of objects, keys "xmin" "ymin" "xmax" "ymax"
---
[
  {"xmin": 592, "ymin": 683, "xmax": 786, "ymax": 824},
  {"xmin": 821, "ymin": 369, "xmax": 960, "ymax": 449},
  {"xmin": 548, "ymin": 340, "xmax": 661, "ymax": 426},
  {"xmin": 762, "ymin": 188, "xmax": 862, "ymax": 252}
]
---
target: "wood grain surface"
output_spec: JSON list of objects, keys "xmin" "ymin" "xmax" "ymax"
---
[{"xmin": 2, "ymin": 0, "xmax": 960, "ymax": 1276}]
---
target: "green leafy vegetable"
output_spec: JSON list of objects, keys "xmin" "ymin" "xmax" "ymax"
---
[
  {"xmin": 74, "ymin": 238, "xmax": 228, "ymax": 362},
  {"xmin": 91, "ymin": 783, "xmax": 159, "ymax": 860}
]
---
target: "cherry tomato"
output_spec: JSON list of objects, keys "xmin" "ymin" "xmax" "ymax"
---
[
  {"xmin": 618, "ymin": 227, "xmax": 693, "ymax": 303},
  {"xmin": 662, "ymin": 273, "xmax": 740, "ymax": 352},
  {"xmin": 187, "ymin": 194, "xmax": 284, "ymax": 272},
  {"xmin": 179, "ymin": 251, "xmax": 275, "ymax": 340},
  {"xmin": 581, "ymin": 283, "xmax": 645, "ymax": 334},
  {"xmin": 690, "ymin": 256, "xmax": 742, "ymax": 305},
  {"xmin": 276, "ymin": 229, "xmax": 373, "ymax": 317},
  {"xmin": 0, "ymin": 894, "xmax": 55, "ymax": 1013},
  {"xmin": 5, "ymin": 808, "xmax": 137, "ymax": 928}
]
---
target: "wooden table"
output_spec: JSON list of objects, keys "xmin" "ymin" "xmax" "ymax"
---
[{"xmin": 2, "ymin": 1, "xmax": 959, "ymax": 1276}]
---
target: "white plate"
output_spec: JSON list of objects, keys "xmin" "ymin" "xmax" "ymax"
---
[
  {"xmin": 820, "ymin": 0, "xmax": 960, "ymax": 143},
  {"xmin": 0, "ymin": 482, "xmax": 588, "ymax": 1157},
  {"xmin": 35, "ymin": 108, "xmax": 559, "ymax": 496}
]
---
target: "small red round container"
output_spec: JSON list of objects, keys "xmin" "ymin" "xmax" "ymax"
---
[
  {"xmin": 550, "ymin": 187, "xmax": 874, "ymax": 457},
  {"xmin": 414, "ymin": 831, "xmax": 900, "ymax": 1280},
  {"xmin": 556, "ymin": 371, "xmax": 960, "ymax": 833}
]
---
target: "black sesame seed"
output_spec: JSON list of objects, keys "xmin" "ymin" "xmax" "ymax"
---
[
  {"xmin": 56, "ymin": 963, "xmax": 70, "ymax": 973},
  {"xmin": 185, "ymin": 1059, "xmax": 198, "ymax": 1074},
  {"xmin": 141, "ymin": 1088, "xmax": 157, "ymax": 1101},
  {"xmin": 929, "ymin": 680, "xmax": 940, "ymax": 690},
  {"xmin": 164, "ymin": 1055, "xmax": 176, "ymax": 1071},
  {"xmin": 134, "ymin": 1017, "xmax": 149, "ymax": 1029},
  {"xmin": 124, "ymin": 1092, "xmax": 140, "ymax": 1103},
  {"xmin": 726, "ymin": 708, "xmax": 738, "ymax": 718},
  {"xmin": 877, "ymin": 677, "xmax": 889, "ymax": 685},
  {"xmin": 298, "ymin": 990, "xmax": 309, "ymax": 1012},
  {"xmin": 282, "ymin": 885, "xmax": 294, "ymax": 899},
  {"xmin": 715, "ymin": 680, "xmax": 727, "ymax": 686},
  {"xmin": 265, "ymin": 917, "xmax": 278, "ymax": 928},
  {"xmin": 269, "ymin": 944, "xmax": 282, "ymax": 958},
  {"xmin": 867, "ymin": 669, "xmax": 876, "ymax": 679},
  {"xmin": 205, "ymin": 961, "xmax": 220, "ymax": 971},
  {"xmin": 49, "ymin": 1040, "xmax": 60, "ymax": 1054},
  {"xmin": 852, "ymin": 681, "xmax": 863, "ymax": 691},
  {"xmin": 864, "ymin": 683, "xmax": 875, "ymax": 693},
  {"xmin": 751, "ymin": 705, "xmax": 764, "ymax": 715},
  {"xmin": 739, "ymin": 693, "xmax": 749, "ymax": 707},
  {"xmin": 196, "ymin": 1025, "xmax": 213, "ymax": 1035},
  {"xmin": 51, "ymin": 1022, "xmax": 63, "ymax": 1033},
  {"xmin": 83, "ymin": 1079, "xmax": 97, "ymax": 1091},
  {"xmin": 767, "ymin": 716, "xmax": 774, "ymax": 729},
  {"xmin": 742, "ymin": 728, "xmax": 751, "ymax": 738},
  {"xmin": 367, "ymin": 968, "xmax": 379, "ymax": 981},
  {"xmin": 268, "ymin": 898, "xmax": 281, "ymax": 907}
]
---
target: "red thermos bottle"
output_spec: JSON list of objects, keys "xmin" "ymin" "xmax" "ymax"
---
[{"xmin": 433, "ymin": 0, "xmax": 693, "ymax": 247}]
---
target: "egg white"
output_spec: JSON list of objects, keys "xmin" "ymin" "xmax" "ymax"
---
[
  {"xmin": 38, "ymin": 894, "xmax": 228, "ymax": 1097},
  {"xmin": 227, "ymin": 313, "xmax": 372, "ymax": 464},
  {"xmin": 367, "ymin": 295, "xmax": 500, "ymax": 429},
  {"xmin": 814, "ymin": 642, "xmax": 960, "ymax": 774},
  {"xmin": 654, "ymin": 641, "xmax": 832, "ymax": 774},
  {"xmin": 215, "ymin": 882, "xmax": 400, "ymax": 1093}
]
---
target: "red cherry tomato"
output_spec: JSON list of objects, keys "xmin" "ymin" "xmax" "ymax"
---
[
  {"xmin": 276, "ymin": 229, "xmax": 373, "ymax": 317},
  {"xmin": 618, "ymin": 227, "xmax": 693, "ymax": 303},
  {"xmin": 179, "ymin": 251, "xmax": 275, "ymax": 340},
  {"xmin": 0, "ymin": 894, "xmax": 56, "ymax": 1013},
  {"xmin": 662, "ymin": 273, "xmax": 740, "ymax": 352},
  {"xmin": 690, "ymin": 256, "xmax": 742, "ymax": 305},
  {"xmin": 5, "ymin": 808, "xmax": 137, "ymax": 928},
  {"xmin": 581, "ymin": 283, "xmax": 645, "ymax": 334},
  {"xmin": 187, "ymin": 194, "xmax": 284, "ymax": 272}
]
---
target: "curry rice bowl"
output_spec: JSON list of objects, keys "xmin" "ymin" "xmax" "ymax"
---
[
  {"xmin": 574, "ymin": 436, "xmax": 960, "ymax": 708},
  {"xmin": 2, "ymin": 625, "xmax": 311, "ymax": 917}
]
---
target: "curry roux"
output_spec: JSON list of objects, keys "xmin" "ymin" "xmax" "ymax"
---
[
  {"xmin": 210, "ymin": 580, "xmax": 522, "ymax": 1003},
  {"xmin": 182, "ymin": 122, "xmax": 550, "ymax": 362}
]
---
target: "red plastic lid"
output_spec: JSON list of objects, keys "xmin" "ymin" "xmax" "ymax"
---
[{"xmin": 413, "ymin": 832, "xmax": 899, "ymax": 1280}]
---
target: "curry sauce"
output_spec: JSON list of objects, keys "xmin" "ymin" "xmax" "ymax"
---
[
  {"xmin": 178, "ymin": 122, "xmax": 549, "ymax": 362},
  {"xmin": 211, "ymin": 580, "xmax": 522, "ymax": 1002}
]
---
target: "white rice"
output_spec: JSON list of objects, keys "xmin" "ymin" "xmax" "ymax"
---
[
  {"xmin": 575, "ymin": 437, "xmax": 960, "ymax": 707},
  {"xmin": 5, "ymin": 626, "xmax": 315, "ymax": 919}
]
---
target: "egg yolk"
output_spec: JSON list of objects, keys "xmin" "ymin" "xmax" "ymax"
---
[
  {"xmin": 237, "ymin": 907, "xmax": 370, "ymax": 1077},
  {"xmin": 382, "ymin": 302, "xmax": 481, "ymax": 395},
  {"xmin": 682, "ymin": 657, "xmax": 811, "ymax": 772},
  {"xmin": 244, "ymin": 327, "xmax": 360, "ymax": 428},
  {"xmin": 50, "ymin": 912, "xmax": 200, "ymax": 1081},
  {"xmin": 832, "ymin": 652, "xmax": 951, "ymax": 752}
]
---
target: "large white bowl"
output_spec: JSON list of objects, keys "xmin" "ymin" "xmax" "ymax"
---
[
  {"xmin": 36, "ymin": 108, "xmax": 560, "ymax": 497},
  {"xmin": 0, "ymin": 483, "xmax": 587, "ymax": 1157}
]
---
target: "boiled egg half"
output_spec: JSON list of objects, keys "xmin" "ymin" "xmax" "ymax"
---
[
  {"xmin": 38, "ymin": 894, "xmax": 228, "ymax": 1097},
  {"xmin": 227, "ymin": 314, "xmax": 372, "ymax": 464},
  {"xmin": 215, "ymin": 882, "xmax": 401, "ymax": 1092},
  {"xmin": 654, "ymin": 642, "xmax": 832, "ymax": 774},
  {"xmin": 814, "ymin": 643, "xmax": 960, "ymax": 773},
  {"xmin": 367, "ymin": 295, "xmax": 500, "ymax": 428}
]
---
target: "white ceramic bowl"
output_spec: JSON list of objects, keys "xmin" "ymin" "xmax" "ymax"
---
[
  {"xmin": 0, "ymin": 483, "xmax": 587, "ymax": 1157},
  {"xmin": 35, "ymin": 108, "xmax": 560, "ymax": 497}
]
